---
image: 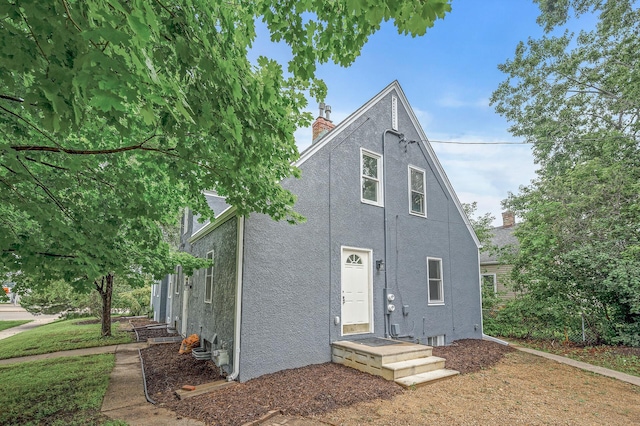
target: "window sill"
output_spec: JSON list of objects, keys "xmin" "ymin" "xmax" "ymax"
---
[
  {"xmin": 428, "ymin": 302, "xmax": 445, "ymax": 306},
  {"xmin": 409, "ymin": 211, "xmax": 427, "ymax": 218},
  {"xmin": 361, "ymin": 199, "xmax": 384, "ymax": 207}
]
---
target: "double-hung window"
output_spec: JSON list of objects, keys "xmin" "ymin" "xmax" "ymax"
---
[
  {"xmin": 427, "ymin": 257, "xmax": 444, "ymax": 304},
  {"xmin": 361, "ymin": 149, "xmax": 383, "ymax": 206},
  {"xmin": 205, "ymin": 250, "xmax": 214, "ymax": 303},
  {"xmin": 481, "ymin": 274, "xmax": 497, "ymax": 294},
  {"xmin": 409, "ymin": 166, "xmax": 426, "ymax": 216}
]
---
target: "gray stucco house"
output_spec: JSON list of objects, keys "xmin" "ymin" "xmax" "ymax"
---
[{"xmin": 154, "ymin": 81, "xmax": 483, "ymax": 382}]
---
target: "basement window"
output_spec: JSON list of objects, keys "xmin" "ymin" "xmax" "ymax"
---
[{"xmin": 427, "ymin": 335, "xmax": 445, "ymax": 347}]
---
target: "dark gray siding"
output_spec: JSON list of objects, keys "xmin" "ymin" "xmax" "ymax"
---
[
  {"xmin": 238, "ymin": 87, "xmax": 481, "ymax": 381},
  {"xmin": 185, "ymin": 217, "xmax": 238, "ymax": 373}
]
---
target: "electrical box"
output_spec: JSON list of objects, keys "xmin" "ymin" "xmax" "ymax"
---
[
  {"xmin": 391, "ymin": 323, "xmax": 400, "ymax": 336},
  {"xmin": 402, "ymin": 304, "xmax": 409, "ymax": 316},
  {"xmin": 212, "ymin": 349, "xmax": 229, "ymax": 367}
]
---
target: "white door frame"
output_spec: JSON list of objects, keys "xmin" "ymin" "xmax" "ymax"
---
[
  {"xmin": 166, "ymin": 274, "xmax": 173, "ymax": 325},
  {"xmin": 340, "ymin": 246, "xmax": 374, "ymax": 336},
  {"xmin": 181, "ymin": 276, "xmax": 190, "ymax": 336}
]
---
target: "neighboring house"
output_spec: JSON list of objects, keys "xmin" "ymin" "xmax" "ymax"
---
[
  {"xmin": 479, "ymin": 211, "xmax": 519, "ymax": 299},
  {"xmin": 154, "ymin": 81, "xmax": 483, "ymax": 382}
]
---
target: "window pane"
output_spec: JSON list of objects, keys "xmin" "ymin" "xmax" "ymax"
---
[
  {"xmin": 428, "ymin": 259, "xmax": 440, "ymax": 279},
  {"xmin": 362, "ymin": 177, "xmax": 378, "ymax": 202},
  {"xmin": 411, "ymin": 192, "xmax": 424, "ymax": 214},
  {"xmin": 362, "ymin": 155, "xmax": 378, "ymax": 178},
  {"xmin": 411, "ymin": 170, "xmax": 424, "ymax": 192},
  {"xmin": 429, "ymin": 279, "xmax": 441, "ymax": 301}
]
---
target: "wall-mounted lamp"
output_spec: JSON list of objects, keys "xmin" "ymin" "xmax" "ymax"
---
[{"xmin": 376, "ymin": 259, "xmax": 385, "ymax": 271}]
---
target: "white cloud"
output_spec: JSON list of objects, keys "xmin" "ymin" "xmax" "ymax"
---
[
  {"xmin": 437, "ymin": 95, "xmax": 490, "ymax": 109},
  {"xmin": 428, "ymin": 133, "xmax": 537, "ymax": 226}
]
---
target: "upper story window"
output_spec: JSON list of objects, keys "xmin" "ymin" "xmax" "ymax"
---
[
  {"xmin": 205, "ymin": 250, "xmax": 214, "ymax": 303},
  {"xmin": 409, "ymin": 166, "xmax": 426, "ymax": 217},
  {"xmin": 361, "ymin": 148, "xmax": 383, "ymax": 206},
  {"xmin": 427, "ymin": 257, "xmax": 444, "ymax": 305}
]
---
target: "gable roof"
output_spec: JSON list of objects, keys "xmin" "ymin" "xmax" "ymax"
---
[
  {"xmin": 297, "ymin": 80, "xmax": 481, "ymax": 248},
  {"xmin": 479, "ymin": 225, "xmax": 519, "ymax": 264}
]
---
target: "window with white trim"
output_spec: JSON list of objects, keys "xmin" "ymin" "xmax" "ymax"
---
[
  {"xmin": 361, "ymin": 149, "xmax": 383, "ymax": 206},
  {"xmin": 427, "ymin": 335, "xmax": 445, "ymax": 346},
  {"xmin": 427, "ymin": 257, "xmax": 444, "ymax": 304},
  {"xmin": 167, "ymin": 275, "xmax": 173, "ymax": 298},
  {"xmin": 175, "ymin": 268, "xmax": 181, "ymax": 295},
  {"xmin": 481, "ymin": 274, "xmax": 497, "ymax": 294},
  {"xmin": 409, "ymin": 166, "xmax": 426, "ymax": 216},
  {"xmin": 205, "ymin": 250, "xmax": 214, "ymax": 303}
]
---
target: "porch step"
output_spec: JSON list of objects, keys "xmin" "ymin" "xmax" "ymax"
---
[
  {"xmin": 395, "ymin": 368, "xmax": 460, "ymax": 388},
  {"xmin": 381, "ymin": 356, "xmax": 446, "ymax": 380}
]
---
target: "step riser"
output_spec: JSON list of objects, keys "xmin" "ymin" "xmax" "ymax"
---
[
  {"xmin": 332, "ymin": 347, "xmax": 433, "ymax": 370},
  {"xmin": 380, "ymin": 349, "xmax": 432, "ymax": 364},
  {"xmin": 395, "ymin": 370, "xmax": 460, "ymax": 388},
  {"xmin": 381, "ymin": 359, "xmax": 446, "ymax": 380}
]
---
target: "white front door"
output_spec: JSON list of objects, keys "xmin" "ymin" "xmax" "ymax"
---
[
  {"xmin": 181, "ymin": 276, "xmax": 190, "ymax": 336},
  {"xmin": 341, "ymin": 248, "xmax": 372, "ymax": 335}
]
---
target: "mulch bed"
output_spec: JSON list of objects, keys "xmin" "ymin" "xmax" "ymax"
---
[
  {"xmin": 129, "ymin": 318, "xmax": 176, "ymax": 342},
  {"xmin": 137, "ymin": 333, "xmax": 514, "ymax": 426},
  {"xmin": 432, "ymin": 338, "xmax": 515, "ymax": 374}
]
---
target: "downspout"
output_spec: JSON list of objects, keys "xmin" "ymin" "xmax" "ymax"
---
[
  {"xmin": 382, "ymin": 129, "xmax": 403, "ymax": 338},
  {"xmin": 227, "ymin": 216, "xmax": 245, "ymax": 381}
]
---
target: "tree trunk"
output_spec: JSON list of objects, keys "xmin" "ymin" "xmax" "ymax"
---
[{"xmin": 95, "ymin": 273, "xmax": 114, "ymax": 337}]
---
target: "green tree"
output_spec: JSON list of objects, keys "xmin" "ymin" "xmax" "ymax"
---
[
  {"xmin": 1, "ymin": 1, "xmax": 452, "ymax": 336},
  {"xmin": 491, "ymin": 1, "xmax": 640, "ymax": 345}
]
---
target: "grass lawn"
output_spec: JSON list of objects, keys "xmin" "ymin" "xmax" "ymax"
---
[
  {"xmin": 0, "ymin": 354, "xmax": 125, "ymax": 426},
  {"xmin": 507, "ymin": 338, "xmax": 640, "ymax": 377},
  {"xmin": 0, "ymin": 318, "xmax": 133, "ymax": 360},
  {"xmin": 0, "ymin": 319, "xmax": 32, "ymax": 332}
]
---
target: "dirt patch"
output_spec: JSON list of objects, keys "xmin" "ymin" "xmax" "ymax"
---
[
  {"xmin": 318, "ymin": 351, "xmax": 640, "ymax": 426},
  {"xmin": 139, "ymin": 339, "xmax": 512, "ymax": 425}
]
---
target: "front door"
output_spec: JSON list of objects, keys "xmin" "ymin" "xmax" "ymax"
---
[
  {"xmin": 181, "ymin": 276, "xmax": 190, "ymax": 336},
  {"xmin": 341, "ymin": 248, "xmax": 372, "ymax": 335}
]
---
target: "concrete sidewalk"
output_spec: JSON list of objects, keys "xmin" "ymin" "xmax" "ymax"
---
[
  {"xmin": 513, "ymin": 345, "xmax": 640, "ymax": 387},
  {"xmin": 0, "ymin": 304, "xmax": 59, "ymax": 340}
]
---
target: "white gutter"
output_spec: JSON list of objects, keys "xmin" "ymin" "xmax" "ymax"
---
[{"xmin": 227, "ymin": 216, "xmax": 245, "ymax": 381}]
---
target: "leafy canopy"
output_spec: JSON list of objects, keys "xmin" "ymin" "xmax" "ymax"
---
[
  {"xmin": 492, "ymin": 0, "xmax": 640, "ymax": 345},
  {"xmin": 1, "ymin": 1, "xmax": 451, "ymax": 288}
]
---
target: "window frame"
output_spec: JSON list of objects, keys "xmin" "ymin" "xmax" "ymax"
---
[
  {"xmin": 204, "ymin": 250, "xmax": 214, "ymax": 303},
  {"xmin": 427, "ymin": 257, "xmax": 444, "ymax": 305},
  {"xmin": 167, "ymin": 274, "xmax": 173, "ymax": 299},
  {"xmin": 360, "ymin": 148, "xmax": 384, "ymax": 207},
  {"xmin": 481, "ymin": 273, "xmax": 497, "ymax": 294},
  {"xmin": 175, "ymin": 268, "xmax": 181, "ymax": 295},
  {"xmin": 408, "ymin": 165, "xmax": 426, "ymax": 217}
]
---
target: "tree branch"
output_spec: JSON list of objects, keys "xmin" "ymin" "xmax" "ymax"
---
[{"xmin": 0, "ymin": 94, "xmax": 24, "ymax": 103}]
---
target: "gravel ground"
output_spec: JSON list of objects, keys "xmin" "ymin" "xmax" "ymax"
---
[
  {"xmin": 139, "ymin": 331, "xmax": 514, "ymax": 426},
  {"xmin": 134, "ymin": 321, "xmax": 640, "ymax": 426}
]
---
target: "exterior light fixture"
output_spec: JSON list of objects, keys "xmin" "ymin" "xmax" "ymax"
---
[{"xmin": 376, "ymin": 259, "xmax": 385, "ymax": 271}]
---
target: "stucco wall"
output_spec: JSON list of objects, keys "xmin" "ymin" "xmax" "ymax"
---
[
  {"xmin": 238, "ymin": 86, "xmax": 482, "ymax": 381},
  {"xmin": 184, "ymin": 217, "xmax": 238, "ymax": 372}
]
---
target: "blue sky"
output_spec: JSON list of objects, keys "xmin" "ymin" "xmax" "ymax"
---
[{"xmin": 255, "ymin": 1, "xmax": 559, "ymax": 226}]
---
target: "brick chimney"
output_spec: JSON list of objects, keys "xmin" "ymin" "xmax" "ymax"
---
[
  {"xmin": 312, "ymin": 102, "xmax": 335, "ymax": 143},
  {"xmin": 502, "ymin": 211, "xmax": 516, "ymax": 228}
]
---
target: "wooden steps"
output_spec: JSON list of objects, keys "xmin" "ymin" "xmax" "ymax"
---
[{"xmin": 331, "ymin": 338, "xmax": 458, "ymax": 387}]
